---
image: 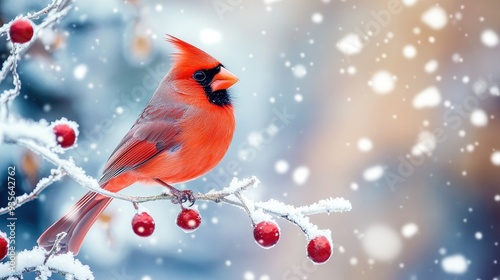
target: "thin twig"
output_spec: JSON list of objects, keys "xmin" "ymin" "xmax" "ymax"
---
[
  {"xmin": 0, "ymin": 168, "xmax": 65, "ymax": 215},
  {"xmin": 43, "ymin": 232, "xmax": 67, "ymax": 264}
]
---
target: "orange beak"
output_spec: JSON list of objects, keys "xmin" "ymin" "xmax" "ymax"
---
[{"xmin": 210, "ymin": 67, "xmax": 239, "ymax": 92}]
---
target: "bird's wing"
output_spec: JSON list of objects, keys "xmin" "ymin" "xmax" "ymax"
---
[{"xmin": 98, "ymin": 104, "xmax": 187, "ymax": 185}]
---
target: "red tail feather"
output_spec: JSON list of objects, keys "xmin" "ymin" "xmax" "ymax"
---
[{"xmin": 38, "ymin": 191, "xmax": 112, "ymax": 255}]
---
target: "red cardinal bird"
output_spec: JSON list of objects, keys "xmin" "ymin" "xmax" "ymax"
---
[{"xmin": 38, "ymin": 35, "xmax": 239, "ymax": 255}]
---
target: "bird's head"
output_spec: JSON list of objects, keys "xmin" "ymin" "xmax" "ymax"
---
[{"xmin": 166, "ymin": 35, "xmax": 239, "ymax": 107}]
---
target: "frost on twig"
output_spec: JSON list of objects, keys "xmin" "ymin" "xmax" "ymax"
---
[
  {"xmin": 43, "ymin": 232, "xmax": 67, "ymax": 264},
  {"xmin": 0, "ymin": 230, "xmax": 93, "ymax": 280},
  {"xmin": 204, "ymin": 177, "xmax": 352, "ymax": 239},
  {"xmin": 0, "ymin": 246, "xmax": 94, "ymax": 280},
  {"xmin": 0, "ymin": 168, "xmax": 65, "ymax": 215},
  {"xmin": 0, "ymin": 0, "xmax": 71, "ymax": 107},
  {"xmin": 0, "ymin": 1, "xmax": 77, "ymax": 215},
  {"xmin": 0, "ymin": 1, "xmax": 95, "ymax": 279}
]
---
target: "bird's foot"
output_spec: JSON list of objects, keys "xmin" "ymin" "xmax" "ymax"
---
[
  {"xmin": 170, "ymin": 189, "xmax": 196, "ymax": 206},
  {"xmin": 155, "ymin": 179, "xmax": 196, "ymax": 206}
]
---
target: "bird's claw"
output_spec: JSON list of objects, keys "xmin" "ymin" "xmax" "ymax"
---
[{"xmin": 171, "ymin": 189, "xmax": 195, "ymax": 206}]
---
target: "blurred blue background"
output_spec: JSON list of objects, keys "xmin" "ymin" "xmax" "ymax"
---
[{"xmin": 1, "ymin": 0, "xmax": 500, "ymax": 279}]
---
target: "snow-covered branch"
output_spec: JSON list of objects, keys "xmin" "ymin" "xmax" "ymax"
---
[
  {"xmin": 0, "ymin": 247, "xmax": 94, "ymax": 280},
  {"xmin": 0, "ymin": 0, "xmax": 71, "ymax": 95},
  {"xmin": 0, "ymin": 168, "xmax": 64, "ymax": 215},
  {"xmin": 0, "ymin": 229, "xmax": 94, "ymax": 280},
  {"xmin": 0, "ymin": 232, "xmax": 92, "ymax": 280}
]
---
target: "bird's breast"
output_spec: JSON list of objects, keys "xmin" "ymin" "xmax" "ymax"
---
[{"xmin": 140, "ymin": 105, "xmax": 235, "ymax": 185}]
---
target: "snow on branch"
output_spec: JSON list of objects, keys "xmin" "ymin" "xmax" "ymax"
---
[
  {"xmin": 0, "ymin": 233, "xmax": 94, "ymax": 280},
  {"xmin": 0, "ymin": 168, "xmax": 64, "ymax": 215},
  {"xmin": 0, "ymin": 0, "xmax": 71, "ymax": 119}
]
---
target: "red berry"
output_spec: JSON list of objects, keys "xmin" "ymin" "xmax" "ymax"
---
[
  {"xmin": 132, "ymin": 212, "xmax": 155, "ymax": 237},
  {"xmin": 0, "ymin": 232, "xmax": 8, "ymax": 261},
  {"xmin": 9, "ymin": 19, "xmax": 34, "ymax": 44},
  {"xmin": 253, "ymin": 221, "xmax": 280, "ymax": 248},
  {"xmin": 53, "ymin": 124, "xmax": 76, "ymax": 148},
  {"xmin": 176, "ymin": 208, "xmax": 201, "ymax": 232},
  {"xmin": 307, "ymin": 236, "xmax": 332, "ymax": 264}
]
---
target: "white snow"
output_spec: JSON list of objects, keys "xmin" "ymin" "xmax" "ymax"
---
[
  {"xmin": 38, "ymin": 27, "xmax": 57, "ymax": 46},
  {"xmin": 199, "ymin": 28, "xmax": 222, "ymax": 45},
  {"xmin": 413, "ymin": 86, "xmax": 442, "ymax": 109},
  {"xmin": 3, "ymin": 119, "xmax": 57, "ymax": 148},
  {"xmin": 466, "ymin": 144, "xmax": 475, "ymax": 153},
  {"xmin": 274, "ymin": 160, "xmax": 289, "ymax": 174},
  {"xmin": 363, "ymin": 165, "xmax": 384, "ymax": 182},
  {"xmin": 244, "ymin": 271, "xmax": 255, "ymax": 280},
  {"xmin": 292, "ymin": 166, "xmax": 310, "ymax": 185},
  {"xmin": 347, "ymin": 66, "xmax": 357, "ymax": 75},
  {"xmin": 362, "ymin": 225, "xmax": 402, "ymax": 261},
  {"xmin": 73, "ymin": 64, "xmax": 88, "ymax": 80},
  {"xmin": 470, "ymin": 109, "xmax": 488, "ymax": 127},
  {"xmin": 452, "ymin": 53, "xmax": 463, "ymax": 63},
  {"xmin": 249, "ymin": 207, "xmax": 273, "ymax": 226},
  {"xmin": 0, "ymin": 231, "xmax": 7, "ymax": 242},
  {"xmin": 336, "ymin": 33, "xmax": 364, "ymax": 56},
  {"xmin": 490, "ymin": 151, "xmax": 500, "ymax": 166},
  {"xmin": 491, "ymin": 86, "xmax": 500, "ymax": 96},
  {"xmin": 257, "ymin": 199, "xmax": 334, "ymax": 241},
  {"xmin": 402, "ymin": 0, "xmax": 418, "ymax": 6},
  {"xmin": 292, "ymin": 64, "xmax": 307, "ymax": 78},
  {"xmin": 403, "ymin": 44, "xmax": 417, "ymax": 59},
  {"xmin": 424, "ymin": 60, "xmax": 438, "ymax": 73},
  {"xmin": 474, "ymin": 232, "xmax": 483, "ymax": 240},
  {"xmin": 116, "ymin": 106, "xmax": 124, "ymax": 114},
  {"xmin": 357, "ymin": 137, "xmax": 373, "ymax": 152},
  {"xmin": 441, "ymin": 254, "xmax": 468, "ymax": 274},
  {"xmin": 401, "ymin": 223, "xmax": 419, "ymax": 238},
  {"xmin": 294, "ymin": 94, "xmax": 303, "ymax": 102},
  {"xmin": 370, "ymin": 70, "xmax": 395, "ymax": 94},
  {"xmin": 247, "ymin": 131, "xmax": 264, "ymax": 147},
  {"xmin": 296, "ymin": 197, "xmax": 352, "ymax": 214},
  {"xmin": 411, "ymin": 131, "xmax": 436, "ymax": 156},
  {"xmin": 250, "ymin": 196, "xmax": 349, "ymax": 246},
  {"xmin": 421, "ymin": 6, "xmax": 448, "ymax": 30},
  {"xmin": 311, "ymin": 13, "xmax": 323, "ymax": 24},
  {"xmin": 0, "ymin": 247, "xmax": 94, "ymax": 279},
  {"xmin": 481, "ymin": 29, "xmax": 499, "ymax": 48},
  {"xmin": 207, "ymin": 177, "xmax": 260, "ymax": 195}
]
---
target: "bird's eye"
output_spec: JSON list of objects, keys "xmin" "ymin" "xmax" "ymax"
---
[{"xmin": 193, "ymin": 71, "xmax": 206, "ymax": 82}]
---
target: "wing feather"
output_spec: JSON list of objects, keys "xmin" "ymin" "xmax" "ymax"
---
[{"xmin": 98, "ymin": 104, "xmax": 186, "ymax": 185}]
